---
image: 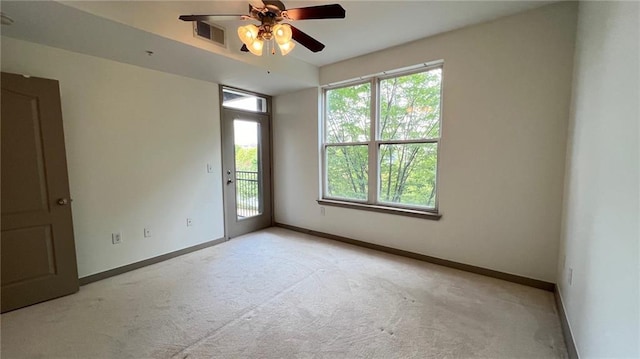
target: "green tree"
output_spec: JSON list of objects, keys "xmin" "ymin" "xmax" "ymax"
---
[{"xmin": 235, "ymin": 146, "xmax": 258, "ymax": 171}]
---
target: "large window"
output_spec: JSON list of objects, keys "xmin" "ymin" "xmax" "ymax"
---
[{"xmin": 322, "ymin": 64, "xmax": 443, "ymax": 215}]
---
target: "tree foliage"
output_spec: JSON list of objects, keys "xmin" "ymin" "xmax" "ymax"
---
[{"xmin": 235, "ymin": 146, "xmax": 258, "ymax": 172}]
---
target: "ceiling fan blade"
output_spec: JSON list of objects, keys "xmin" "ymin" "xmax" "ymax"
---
[
  {"xmin": 290, "ymin": 25, "xmax": 325, "ymax": 52},
  {"xmin": 241, "ymin": 44, "xmax": 249, "ymax": 52},
  {"xmin": 284, "ymin": 4, "xmax": 345, "ymax": 20},
  {"xmin": 179, "ymin": 14, "xmax": 244, "ymax": 22}
]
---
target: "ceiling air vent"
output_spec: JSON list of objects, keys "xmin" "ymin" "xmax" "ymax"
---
[{"xmin": 193, "ymin": 21, "xmax": 226, "ymax": 47}]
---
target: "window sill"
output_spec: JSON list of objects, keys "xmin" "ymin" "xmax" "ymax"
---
[{"xmin": 317, "ymin": 199, "xmax": 442, "ymax": 221}]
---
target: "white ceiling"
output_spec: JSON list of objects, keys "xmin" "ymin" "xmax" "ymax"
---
[
  {"xmin": 1, "ymin": 0, "xmax": 554, "ymax": 95},
  {"xmin": 269, "ymin": 0, "xmax": 555, "ymax": 66}
]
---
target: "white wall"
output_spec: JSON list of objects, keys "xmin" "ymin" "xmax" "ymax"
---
[
  {"xmin": 558, "ymin": 2, "xmax": 640, "ymax": 357},
  {"xmin": 2, "ymin": 37, "xmax": 224, "ymax": 278},
  {"xmin": 273, "ymin": 2, "xmax": 577, "ymax": 282}
]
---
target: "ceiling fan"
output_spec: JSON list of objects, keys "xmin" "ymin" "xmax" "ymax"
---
[{"xmin": 179, "ymin": 0, "xmax": 345, "ymax": 56}]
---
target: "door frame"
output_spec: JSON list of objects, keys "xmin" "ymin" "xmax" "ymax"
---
[{"xmin": 219, "ymin": 85, "xmax": 273, "ymax": 239}]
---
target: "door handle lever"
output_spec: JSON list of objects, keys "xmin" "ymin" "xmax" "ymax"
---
[
  {"xmin": 227, "ymin": 178, "xmax": 233, "ymax": 185},
  {"xmin": 57, "ymin": 198, "xmax": 70, "ymax": 206}
]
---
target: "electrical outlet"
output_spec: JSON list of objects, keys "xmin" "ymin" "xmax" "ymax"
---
[
  {"xmin": 568, "ymin": 268, "xmax": 573, "ymax": 286},
  {"xmin": 320, "ymin": 207, "xmax": 325, "ymax": 216},
  {"xmin": 112, "ymin": 232, "xmax": 122, "ymax": 245},
  {"xmin": 144, "ymin": 228, "xmax": 152, "ymax": 238},
  {"xmin": 187, "ymin": 218, "xmax": 193, "ymax": 227}
]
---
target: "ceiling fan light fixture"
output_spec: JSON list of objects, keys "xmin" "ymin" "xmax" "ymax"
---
[
  {"xmin": 278, "ymin": 40, "xmax": 295, "ymax": 56},
  {"xmin": 238, "ymin": 24, "xmax": 260, "ymax": 46},
  {"xmin": 182, "ymin": 1, "xmax": 346, "ymax": 56}
]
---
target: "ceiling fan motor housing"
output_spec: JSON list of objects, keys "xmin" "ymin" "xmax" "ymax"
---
[{"xmin": 259, "ymin": 25, "xmax": 274, "ymax": 40}]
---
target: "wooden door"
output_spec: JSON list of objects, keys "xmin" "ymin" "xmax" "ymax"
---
[{"xmin": 1, "ymin": 72, "xmax": 79, "ymax": 313}]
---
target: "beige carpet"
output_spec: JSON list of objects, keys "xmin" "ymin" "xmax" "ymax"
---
[{"xmin": 1, "ymin": 227, "xmax": 567, "ymax": 358}]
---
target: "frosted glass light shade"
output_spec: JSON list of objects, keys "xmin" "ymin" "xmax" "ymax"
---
[
  {"xmin": 278, "ymin": 41, "xmax": 295, "ymax": 55},
  {"xmin": 249, "ymin": 39, "xmax": 264, "ymax": 56},
  {"xmin": 273, "ymin": 24, "xmax": 293, "ymax": 45},
  {"xmin": 238, "ymin": 24, "xmax": 260, "ymax": 46}
]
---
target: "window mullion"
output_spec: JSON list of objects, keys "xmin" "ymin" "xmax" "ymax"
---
[
  {"xmin": 321, "ymin": 89, "xmax": 328, "ymax": 200},
  {"xmin": 378, "ymin": 139, "xmax": 439, "ymax": 145},
  {"xmin": 325, "ymin": 141, "xmax": 370, "ymax": 146},
  {"xmin": 367, "ymin": 78, "xmax": 378, "ymax": 205}
]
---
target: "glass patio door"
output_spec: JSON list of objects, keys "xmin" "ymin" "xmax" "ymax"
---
[{"xmin": 221, "ymin": 96, "xmax": 271, "ymax": 238}]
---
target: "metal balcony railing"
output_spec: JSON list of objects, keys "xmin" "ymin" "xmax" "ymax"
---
[{"xmin": 236, "ymin": 170, "xmax": 260, "ymax": 218}]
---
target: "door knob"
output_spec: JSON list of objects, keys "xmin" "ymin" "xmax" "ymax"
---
[{"xmin": 57, "ymin": 198, "xmax": 70, "ymax": 206}]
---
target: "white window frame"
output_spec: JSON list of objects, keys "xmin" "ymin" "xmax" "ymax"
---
[{"xmin": 320, "ymin": 63, "xmax": 444, "ymax": 218}]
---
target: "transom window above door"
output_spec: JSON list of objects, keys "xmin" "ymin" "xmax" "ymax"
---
[{"xmin": 222, "ymin": 87, "xmax": 269, "ymax": 113}]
